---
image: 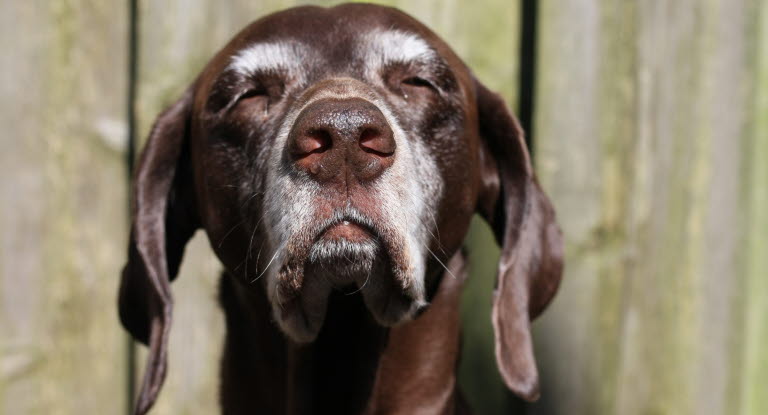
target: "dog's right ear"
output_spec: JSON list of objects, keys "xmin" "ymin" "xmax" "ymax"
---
[{"xmin": 119, "ymin": 87, "xmax": 199, "ymax": 415}]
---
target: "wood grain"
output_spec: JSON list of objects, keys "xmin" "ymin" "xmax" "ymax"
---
[
  {"xmin": 4, "ymin": 1, "xmax": 765, "ymax": 413},
  {"xmin": 741, "ymin": 2, "xmax": 768, "ymax": 413},
  {"xmin": 0, "ymin": 0, "xmax": 129, "ymax": 413},
  {"xmin": 532, "ymin": 1, "xmax": 768, "ymax": 414}
]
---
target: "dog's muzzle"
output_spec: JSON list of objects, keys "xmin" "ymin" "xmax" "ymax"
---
[{"xmin": 262, "ymin": 78, "xmax": 436, "ymax": 343}]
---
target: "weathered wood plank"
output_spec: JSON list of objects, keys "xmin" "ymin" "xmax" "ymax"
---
[
  {"xmin": 134, "ymin": 1, "xmax": 519, "ymax": 413},
  {"xmin": 0, "ymin": 0, "xmax": 129, "ymax": 413},
  {"xmin": 741, "ymin": 2, "xmax": 768, "ymax": 413},
  {"xmin": 532, "ymin": 1, "xmax": 767, "ymax": 414}
]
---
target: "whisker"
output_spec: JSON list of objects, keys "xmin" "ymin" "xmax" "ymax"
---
[
  {"xmin": 240, "ymin": 190, "xmax": 265, "ymax": 209},
  {"xmin": 243, "ymin": 209, "xmax": 269, "ymax": 275},
  {"xmin": 254, "ymin": 239, "xmax": 266, "ymax": 273},
  {"xmin": 217, "ymin": 219, "xmax": 245, "ymax": 249},
  {"xmin": 428, "ymin": 211, "xmax": 447, "ymax": 256},
  {"xmin": 346, "ymin": 267, "xmax": 371, "ymax": 295},
  {"xmin": 426, "ymin": 245, "xmax": 456, "ymax": 279},
  {"xmin": 419, "ymin": 214, "xmax": 448, "ymax": 256},
  {"xmin": 250, "ymin": 245, "xmax": 281, "ymax": 283},
  {"xmin": 243, "ymin": 220, "xmax": 260, "ymax": 275}
]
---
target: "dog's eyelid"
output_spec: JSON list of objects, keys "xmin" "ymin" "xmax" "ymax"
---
[
  {"xmin": 238, "ymin": 87, "xmax": 268, "ymax": 100},
  {"xmin": 402, "ymin": 76, "xmax": 437, "ymax": 90},
  {"xmin": 227, "ymin": 80, "xmax": 286, "ymax": 115},
  {"xmin": 381, "ymin": 65, "xmax": 443, "ymax": 98}
]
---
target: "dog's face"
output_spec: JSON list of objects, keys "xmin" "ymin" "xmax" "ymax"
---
[
  {"xmin": 194, "ymin": 6, "xmax": 477, "ymax": 341},
  {"xmin": 119, "ymin": 4, "xmax": 562, "ymax": 414}
]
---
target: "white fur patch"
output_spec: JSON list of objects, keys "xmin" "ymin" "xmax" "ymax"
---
[
  {"xmin": 228, "ymin": 42, "xmax": 307, "ymax": 75},
  {"xmin": 362, "ymin": 29, "xmax": 436, "ymax": 65}
]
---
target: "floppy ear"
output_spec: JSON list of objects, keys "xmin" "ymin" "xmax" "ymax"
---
[
  {"xmin": 474, "ymin": 79, "xmax": 564, "ymax": 401},
  {"xmin": 119, "ymin": 87, "xmax": 199, "ymax": 415}
]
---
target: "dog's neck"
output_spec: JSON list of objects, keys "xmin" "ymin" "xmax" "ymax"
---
[{"xmin": 217, "ymin": 254, "xmax": 467, "ymax": 415}]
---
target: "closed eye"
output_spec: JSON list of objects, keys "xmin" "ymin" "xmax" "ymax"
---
[
  {"xmin": 402, "ymin": 76, "xmax": 436, "ymax": 90},
  {"xmin": 238, "ymin": 88, "xmax": 268, "ymax": 102},
  {"xmin": 235, "ymin": 87, "xmax": 272, "ymax": 116}
]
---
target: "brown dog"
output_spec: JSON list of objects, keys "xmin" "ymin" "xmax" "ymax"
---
[{"xmin": 119, "ymin": 4, "xmax": 563, "ymax": 414}]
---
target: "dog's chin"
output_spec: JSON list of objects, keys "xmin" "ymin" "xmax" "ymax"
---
[{"xmin": 271, "ymin": 228, "xmax": 425, "ymax": 343}]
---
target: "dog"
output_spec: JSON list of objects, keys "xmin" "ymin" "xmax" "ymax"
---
[{"xmin": 119, "ymin": 4, "xmax": 563, "ymax": 414}]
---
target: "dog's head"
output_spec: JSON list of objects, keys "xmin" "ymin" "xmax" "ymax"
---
[{"xmin": 119, "ymin": 4, "xmax": 562, "ymax": 413}]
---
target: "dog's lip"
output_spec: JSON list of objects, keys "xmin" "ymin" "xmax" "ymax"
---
[{"xmin": 316, "ymin": 218, "xmax": 376, "ymax": 243}]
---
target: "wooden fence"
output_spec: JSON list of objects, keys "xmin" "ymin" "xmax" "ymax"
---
[{"xmin": 0, "ymin": 1, "xmax": 765, "ymax": 414}]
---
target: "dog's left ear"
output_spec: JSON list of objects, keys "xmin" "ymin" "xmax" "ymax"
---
[
  {"xmin": 119, "ymin": 87, "xmax": 199, "ymax": 414},
  {"xmin": 474, "ymin": 78, "xmax": 564, "ymax": 401}
]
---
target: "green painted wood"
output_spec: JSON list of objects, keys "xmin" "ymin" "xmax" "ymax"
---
[
  {"xmin": 0, "ymin": 0, "xmax": 129, "ymax": 414},
  {"xmin": 532, "ymin": 1, "xmax": 768, "ymax": 414}
]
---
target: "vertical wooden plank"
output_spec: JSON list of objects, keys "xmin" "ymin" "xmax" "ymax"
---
[
  {"xmin": 740, "ymin": 1, "xmax": 768, "ymax": 413},
  {"xmin": 533, "ymin": 0, "xmax": 766, "ymax": 414},
  {"xmin": 531, "ymin": 1, "xmax": 633, "ymax": 412},
  {"xmin": 135, "ymin": 1, "xmax": 518, "ymax": 412},
  {"xmin": 0, "ymin": 0, "xmax": 129, "ymax": 414}
]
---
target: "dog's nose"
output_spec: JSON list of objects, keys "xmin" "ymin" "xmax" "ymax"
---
[{"xmin": 288, "ymin": 98, "xmax": 396, "ymax": 182}]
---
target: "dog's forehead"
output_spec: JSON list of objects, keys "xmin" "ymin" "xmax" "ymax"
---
[
  {"xmin": 209, "ymin": 4, "xmax": 460, "ymax": 77},
  {"xmin": 228, "ymin": 31, "xmax": 436, "ymax": 75}
]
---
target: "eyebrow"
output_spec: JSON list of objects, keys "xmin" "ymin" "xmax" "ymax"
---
[
  {"xmin": 228, "ymin": 42, "xmax": 306, "ymax": 75},
  {"xmin": 363, "ymin": 30, "xmax": 439, "ymax": 65}
]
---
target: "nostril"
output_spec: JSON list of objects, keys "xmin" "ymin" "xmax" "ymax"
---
[
  {"xmin": 294, "ymin": 129, "xmax": 332, "ymax": 157},
  {"xmin": 359, "ymin": 128, "xmax": 396, "ymax": 157}
]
